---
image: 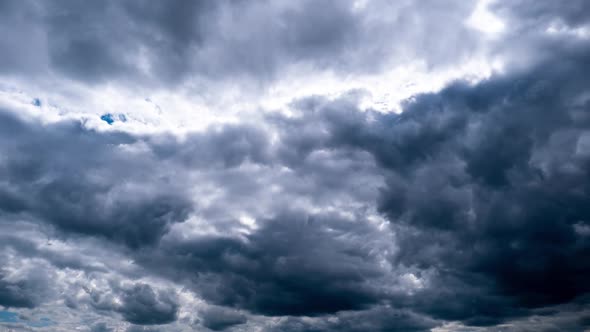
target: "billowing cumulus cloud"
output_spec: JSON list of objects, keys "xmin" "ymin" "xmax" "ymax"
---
[
  {"xmin": 118, "ymin": 283, "xmax": 178, "ymax": 325},
  {"xmin": 0, "ymin": 0, "xmax": 589, "ymax": 331}
]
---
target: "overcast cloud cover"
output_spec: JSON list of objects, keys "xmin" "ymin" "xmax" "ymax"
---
[{"xmin": 0, "ymin": 0, "xmax": 589, "ymax": 331}]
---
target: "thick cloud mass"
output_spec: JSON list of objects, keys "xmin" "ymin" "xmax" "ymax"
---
[
  {"xmin": 378, "ymin": 50, "xmax": 590, "ymax": 324},
  {"xmin": 0, "ymin": 0, "xmax": 479, "ymax": 86},
  {"xmin": 0, "ymin": 273, "xmax": 42, "ymax": 309},
  {"xmin": 1, "ymin": 0, "xmax": 590, "ymax": 331},
  {"xmin": 138, "ymin": 212, "xmax": 391, "ymax": 317},
  {"xmin": 118, "ymin": 284, "xmax": 178, "ymax": 325},
  {"xmin": 0, "ymin": 111, "xmax": 193, "ymax": 248},
  {"xmin": 199, "ymin": 306, "xmax": 247, "ymax": 331}
]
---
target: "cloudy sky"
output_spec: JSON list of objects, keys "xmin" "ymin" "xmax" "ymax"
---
[{"xmin": 0, "ymin": 0, "xmax": 589, "ymax": 331}]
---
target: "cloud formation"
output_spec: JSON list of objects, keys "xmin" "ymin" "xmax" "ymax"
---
[
  {"xmin": 0, "ymin": 0, "xmax": 481, "ymax": 87},
  {"xmin": 0, "ymin": 0, "xmax": 589, "ymax": 331}
]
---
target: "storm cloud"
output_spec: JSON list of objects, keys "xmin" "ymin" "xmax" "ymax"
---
[
  {"xmin": 0, "ymin": 0, "xmax": 589, "ymax": 331},
  {"xmin": 0, "ymin": 0, "xmax": 480, "ymax": 87}
]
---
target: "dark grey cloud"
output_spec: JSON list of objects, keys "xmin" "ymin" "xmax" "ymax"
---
[
  {"xmin": 70, "ymin": 279, "xmax": 181, "ymax": 326},
  {"xmin": 118, "ymin": 283, "xmax": 178, "ymax": 325},
  {"xmin": 0, "ymin": 110, "xmax": 193, "ymax": 248},
  {"xmin": 89, "ymin": 322, "xmax": 113, "ymax": 332},
  {"xmin": 0, "ymin": 0, "xmax": 47, "ymax": 76},
  {"xmin": 494, "ymin": 0, "xmax": 590, "ymax": 28},
  {"xmin": 0, "ymin": 273, "xmax": 42, "ymax": 309},
  {"xmin": 0, "ymin": 109, "xmax": 278, "ymax": 249},
  {"xmin": 0, "ymin": 247, "xmax": 55, "ymax": 310},
  {"xmin": 1, "ymin": 1, "xmax": 590, "ymax": 331},
  {"xmin": 147, "ymin": 124, "xmax": 272, "ymax": 168},
  {"xmin": 44, "ymin": 0, "xmax": 217, "ymax": 84},
  {"xmin": 199, "ymin": 306, "xmax": 247, "ymax": 331},
  {"xmin": 0, "ymin": 0, "xmax": 479, "ymax": 86},
  {"xmin": 488, "ymin": 0, "xmax": 590, "ymax": 73},
  {"xmin": 0, "ymin": 232, "xmax": 107, "ymax": 273},
  {"xmin": 300, "ymin": 46, "xmax": 590, "ymax": 326},
  {"xmin": 235, "ymin": 32, "xmax": 588, "ymax": 328},
  {"xmin": 137, "ymin": 211, "xmax": 392, "ymax": 317},
  {"xmin": 473, "ymin": 299, "xmax": 590, "ymax": 332},
  {"xmin": 381, "ymin": 51, "xmax": 590, "ymax": 318},
  {"xmin": 265, "ymin": 306, "xmax": 437, "ymax": 332},
  {"xmin": 3, "ymin": 53, "xmax": 590, "ymax": 331},
  {"xmin": 125, "ymin": 326, "xmax": 164, "ymax": 332}
]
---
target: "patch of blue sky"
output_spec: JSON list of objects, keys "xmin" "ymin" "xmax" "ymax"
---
[
  {"xmin": 100, "ymin": 113, "xmax": 115, "ymax": 125},
  {"xmin": 0, "ymin": 311, "xmax": 54, "ymax": 327},
  {"xmin": 101, "ymin": 113, "xmax": 127, "ymax": 124},
  {"xmin": 0, "ymin": 310, "xmax": 19, "ymax": 323}
]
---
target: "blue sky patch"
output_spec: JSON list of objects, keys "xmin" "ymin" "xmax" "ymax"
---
[
  {"xmin": 0, "ymin": 311, "xmax": 54, "ymax": 328},
  {"xmin": 0, "ymin": 310, "xmax": 19, "ymax": 323},
  {"xmin": 100, "ymin": 113, "xmax": 115, "ymax": 125}
]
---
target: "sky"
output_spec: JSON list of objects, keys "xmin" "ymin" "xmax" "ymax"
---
[{"xmin": 0, "ymin": 0, "xmax": 589, "ymax": 331}]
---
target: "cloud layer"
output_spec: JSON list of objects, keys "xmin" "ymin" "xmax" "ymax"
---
[{"xmin": 1, "ymin": 0, "xmax": 589, "ymax": 331}]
